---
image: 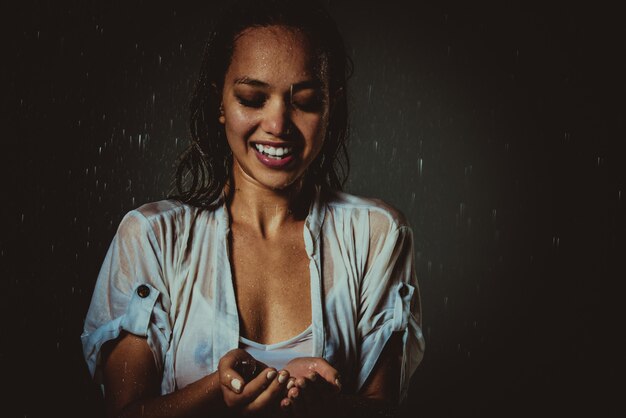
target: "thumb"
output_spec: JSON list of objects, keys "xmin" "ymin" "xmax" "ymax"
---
[
  {"xmin": 221, "ymin": 366, "xmax": 246, "ymax": 394},
  {"xmin": 219, "ymin": 350, "xmax": 255, "ymax": 394}
]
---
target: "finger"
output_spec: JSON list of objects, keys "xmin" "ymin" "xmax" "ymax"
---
[
  {"xmin": 286, "ymin": 377, "xmax": 297, "ymax": 391},
  {"xmin": 288, "ymin": 385, "xmax": 300, "ymax": 399},
  {"xmin": 237, "ymin": 367, "xmax": 278, "ymax": 404},
  {"xmin": 243, "ymin": 369, "xmax": 291, "ymax": 414},
  {"xmin": 308, "ymin": 372, "xmax": 335, "ymax": 396},
  {"xmin": 280, "ymin": 397, "xmax": 293, "ymax": 413},
  {"xmin": 294, "ymin": 376, "xmax": 308, "ymax": 390},
  {"xmin": 289, "ymin": 384, "xmax": 307, "ymax": 418},
  {"xmin": 310, "ymin": 360, "xmax": 342, "ymax": 391}
]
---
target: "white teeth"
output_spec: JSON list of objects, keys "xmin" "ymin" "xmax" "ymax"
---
[{"xmin": 254, "ymin": 143, "xmax": 293, "ymax": 158}]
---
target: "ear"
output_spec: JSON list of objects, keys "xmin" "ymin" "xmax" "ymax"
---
[{"xmin": 218, "ymin": 102, "xmax": 225, "ymax": 124}]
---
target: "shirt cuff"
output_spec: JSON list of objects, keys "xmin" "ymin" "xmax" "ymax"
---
[{"xmin": 81, "ymin": 283, "xmax": 168, "ymax": 382}]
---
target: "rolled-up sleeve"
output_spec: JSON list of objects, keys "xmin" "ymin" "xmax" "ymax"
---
[
  {"xmin": 357, "ymin": 225, "xmax": 425, "ymax": 402},
  {"xmin": 81, "ymin": 210, "xmax": 171, "ymax": 384}
]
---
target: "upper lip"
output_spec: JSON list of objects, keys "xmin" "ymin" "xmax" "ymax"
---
[{"xmin": 251, "ymin": 140, "xmax": 296, "ymax": 147}]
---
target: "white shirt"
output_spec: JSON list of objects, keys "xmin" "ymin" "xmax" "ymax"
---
[{"xmin": 81, "ymin": 187, "xmax": 425, "ymax": 401}]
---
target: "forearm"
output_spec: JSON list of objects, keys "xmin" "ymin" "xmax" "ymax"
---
[{"xmin": 112, "ymin": 372, "xmax": 227, "ymax": 418}]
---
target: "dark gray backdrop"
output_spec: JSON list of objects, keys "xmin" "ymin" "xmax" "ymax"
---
[{"xmin": 3, "ymin": 1, "xmax": 624, "ymax": 417}]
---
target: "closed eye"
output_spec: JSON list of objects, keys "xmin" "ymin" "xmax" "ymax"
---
[
  {"xmin": 236, "ymin": 95, "xmax": 266, "ymax": 108},
  {"xmin": 292, "ymin": 96, "xmax": 325, "ymax": 112},
  {"xmin": 291, "ymin": 92, "xmax": 325, "ymax": 112}
]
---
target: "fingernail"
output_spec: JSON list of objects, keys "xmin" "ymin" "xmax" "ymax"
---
[
  {"xmin": 278, "ymin": 371, "xmax": 289, "ymax": 384},
  {"xmin": 298, "ymin": 379, "xmax": 307, "ymax": 389},
  {"xmin": 287, "ymin": 379, "xmax": 296, "ymax": 389},
  {"xmin": 231, "ymin": 378, "xmax": 242, "ymax": 393},
  {"xmin": 266, "ymin": 370, "xmax": 277, "ymax": 380},
  {"xmin": 309, "ymin": 373, "xmax": 318, "ymax": 382},
  {"xmin": 335, "ymin": 378, "xmax": 342, "ymax": 390}
]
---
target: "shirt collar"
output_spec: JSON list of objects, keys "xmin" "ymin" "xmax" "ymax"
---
[{"xmin": 304, "ymin": 185, "xmax": 326, "ymax": 245}]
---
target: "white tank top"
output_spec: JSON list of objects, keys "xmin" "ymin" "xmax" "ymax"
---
[{"xmin": 239, "ymin": 325, "xmax": 313, "ymax": 372}]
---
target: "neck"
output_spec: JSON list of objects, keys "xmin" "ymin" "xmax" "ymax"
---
[{"xmin": 226, "ymin": 163, "xmax": 313, "ymax": 238}]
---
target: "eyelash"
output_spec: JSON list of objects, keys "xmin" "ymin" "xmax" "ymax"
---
[
  {"xmin": 236, "ymin": 96, "xmax": 323, "ymax": 112},
  {"xmin": 237, "ymin": 97, "xmax": 265, "ymax": 109}
]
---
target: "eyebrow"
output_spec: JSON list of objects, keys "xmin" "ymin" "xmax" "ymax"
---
[
  {"xmin": 234, "ymin": 77, "xmax": 269, "ymax": 88},
  {"xmin": 233, "ymin": 77, "xmax": 322, "ymax": 92}
]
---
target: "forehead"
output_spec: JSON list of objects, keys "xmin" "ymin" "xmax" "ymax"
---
[{"xmin": 227, "ymin": 25, "xmax": 325, "ymax": 85}]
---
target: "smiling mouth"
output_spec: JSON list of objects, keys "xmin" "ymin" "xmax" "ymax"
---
[{"xmin": 253, "ymin": 143, "xmax": 295, "ymax": 159}]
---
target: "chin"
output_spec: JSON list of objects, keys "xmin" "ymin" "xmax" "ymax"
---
[{"xmin": 261, "ymin": 175, "xmax": 302, "ymax": 192}]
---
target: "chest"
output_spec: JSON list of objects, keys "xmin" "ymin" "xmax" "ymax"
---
[{"xmin": 229, "ymin": 222, "xmax": 312, "ymax": 344}]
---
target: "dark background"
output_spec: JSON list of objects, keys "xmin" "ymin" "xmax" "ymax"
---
[{"xmin": 3, "ymin": 1, "xmax": 624, "ymax": 417}]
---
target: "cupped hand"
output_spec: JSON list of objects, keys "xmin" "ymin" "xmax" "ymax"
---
[
  {"xmin": 218, "ymin": 348, "xmax": 292, "ymax": 415},
  {"xmin": 280, "ymin": 357, "xmax": 342, "ymax": 417},
  {"xmin": 282, "ymin": 357, "xmax": 342, "ymax": 390}
]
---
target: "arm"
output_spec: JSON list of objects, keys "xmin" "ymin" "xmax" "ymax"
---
[
  {"xmin": 102, "ymin": 332, "xmax": 226, "ymax": 418},
  {"xmin": 102, "ymin": 333, "xmax": 292, "ymax": 418}
]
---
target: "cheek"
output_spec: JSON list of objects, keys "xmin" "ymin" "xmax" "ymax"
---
[
  {"xmin": 304, "ymin": 114, "xmax": 328, "ymax": 150},
  {"xmin": 225, "ymin": 107, "xmax": 257, "ymax": 139}
]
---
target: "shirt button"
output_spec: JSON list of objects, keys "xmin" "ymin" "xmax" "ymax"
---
[
  {"xmin": 399, "ymin": 285, "xmax": 408, "ymax": 297},
  {"xmin": 137, "ymin": 284, "xmax": 150, "ymax": 298}
]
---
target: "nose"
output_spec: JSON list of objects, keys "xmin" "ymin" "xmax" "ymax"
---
[{"xmin": 261, "ymin": 98, "xmax": 291, "ymax": 137}]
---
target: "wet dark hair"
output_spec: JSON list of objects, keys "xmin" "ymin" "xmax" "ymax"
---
[{"xmin": 172, "ymin": 0, "xmax": 352, "ymax": 208}]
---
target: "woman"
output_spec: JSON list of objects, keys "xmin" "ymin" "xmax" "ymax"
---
[{"xmin": 81, "ymin": 1, "xmax": 424, "ymax": 417}]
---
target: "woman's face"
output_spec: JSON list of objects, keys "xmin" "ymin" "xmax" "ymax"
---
[{"xmin": 220, "ymin": 25, "xmax": 330, "ymax": 191}]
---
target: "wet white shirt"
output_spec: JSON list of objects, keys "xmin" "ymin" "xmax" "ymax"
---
[{"xmin": 81, "ymin": 187, "xmax": 425, "ymax": 401}]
